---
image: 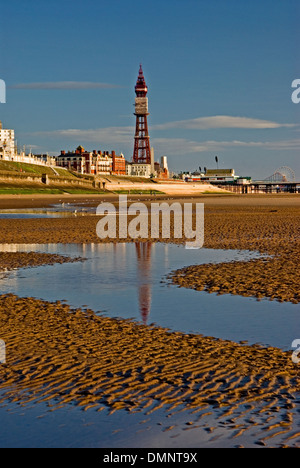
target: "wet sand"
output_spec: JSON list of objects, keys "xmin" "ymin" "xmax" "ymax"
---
[
  {"xmin": 170, "ymin": 197, "xmax": 300, "ymax": 305},
  {"xmin": 0, "ymin": 251, "xmax": 84, "ymax": 274},
  {"xmin": 0, "ymin": 193, "xmax": 299, "ymax": 447},
  {"xmin": 0, "ymin": 194, "xmax": 299, "ymax": 304},
  {"xmin": 0, "ymin": 294, "xmax": 299, "ymax": 448},
  {"xmin": 0, "ymin": 191, "xmax": 298, "ymax": 210}
]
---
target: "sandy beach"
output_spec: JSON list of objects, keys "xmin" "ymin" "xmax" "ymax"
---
[
  {"xmin": 0, "ymin": 293, "xmax": 299, "ymax": 448},
  {"xmin": 0, "ymin": 193, "xmax": 299, "ymax": 304},
  {"xmin": 0, "ymin": 192, "xmax": 299, "ymax": 448}
]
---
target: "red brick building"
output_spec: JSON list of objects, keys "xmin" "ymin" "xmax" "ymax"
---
[
  {"xmin": 112, "ymin": 151, "xmax": 126, "ymax": 175},
  {"xmin": 56, "ymin": 146, "xmax": 126, "ymax": 176}
]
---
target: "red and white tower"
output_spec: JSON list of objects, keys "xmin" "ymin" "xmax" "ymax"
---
[{"xmin": 132, "ymin": 64, "xmax": 151, "ymax": 164}]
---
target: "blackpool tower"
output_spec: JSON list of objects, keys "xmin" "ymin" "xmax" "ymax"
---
[{"xmin": 132, "ymin": 64, "xmax": 151, "ymax": 164}]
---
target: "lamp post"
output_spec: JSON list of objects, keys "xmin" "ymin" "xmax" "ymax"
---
[{"xmin": 215, "ymin": 155, "xmax": 219, "ymax": 169}]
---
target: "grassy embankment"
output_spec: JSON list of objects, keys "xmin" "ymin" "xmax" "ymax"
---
[
  {"xmin": 0, "ymin": 161, "xmax": 166, "ymax": 195},
  {"xmin": 0, "ymin": 160, "xmax": 105, "ymax": 194}
]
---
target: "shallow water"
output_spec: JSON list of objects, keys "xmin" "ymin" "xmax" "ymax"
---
[
  {"xmin": 0, "ymin": 242, "xmax": 298, "ymax": 350},
  {"xmin": 0, "ymin": 392, "xmax": 274, "ymax": 448},
  {"xmin": 0, "ymin": 241, "xmax": 299, "ymax": 448},
  {"xmin": 0, "ymin": 205, "xmax": 88, "ymax": 218}
]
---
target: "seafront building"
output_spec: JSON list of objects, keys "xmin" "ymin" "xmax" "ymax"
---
[
  {"xmin": 155, "ymin": 156, "xmax": 169, "ymax": 179},
  {"xmin": 0, "ymin": 121, "xmax": 15, "ymax": 159},
  {"xmin": 126, "ymin": 152, "xmax": 169, "ymax": 179},
  {"xmin": 56, "ymin": 146, "xmax": 126, "ymax": 176},
  {"xmin": 0, "ymin": 120, "xmax": 56, "ymax": 167},
  {"xmin": 183, "ymin": 168, "xmax": 245, "ymax": 183},
  {"xmin": 126, "ymin": 161, "xmax": 152, "ymax": 177},
  {"xmin": 57, "ymin": 145, "xmax": 169, "ymax": 179},
  {"xmin": 185, "ymin": 168, "xmax": 238, "ymax": 183}
]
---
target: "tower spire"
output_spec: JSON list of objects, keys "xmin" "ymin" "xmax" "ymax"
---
[
  {"xmin": 135, "ymin": 64, "xmax": 147, "ymax": 96},
  {"xmin": 132, "ymin": 64, "xmax": 151, "ymax": 164}
]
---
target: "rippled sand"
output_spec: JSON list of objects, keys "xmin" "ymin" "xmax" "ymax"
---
[
  {"xmin": 0, "ymin": 194, "xmax": 299, "ymax": 447},
  {"xmin": 170, "ymin": 200, "xmax": 300, "ymax": 304},
  {"xmin": 0, "ymin": 294, "xmax": 299, "ymax": 447},
  {"xmin": 0, "ymin": 251, "xmax": 83, "ymax": 273}
]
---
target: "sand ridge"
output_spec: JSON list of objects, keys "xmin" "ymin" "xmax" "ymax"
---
[
  {"xmin": 170, "ymin": 203, "xmax": 300, "ymax": 304},
  {"xmin": 0, "ymin": 251, "xmax": 84, "ymax": 274}
]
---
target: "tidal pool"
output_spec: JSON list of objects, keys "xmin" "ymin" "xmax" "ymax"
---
[
  {"xmin": 0, "ymin": 242, "xmax": 298, "ymax": 350},
  {"xmin": 0, "ymin": 241, "xmax": 299, "ymax": 448}
]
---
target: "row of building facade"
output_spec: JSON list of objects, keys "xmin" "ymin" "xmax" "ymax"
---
[
  {"xmin": 0, "ymin": 121, "xmax": 169, "ymax": 178},
  {"xmin": 57, "ymin": 147, "xmax": 126, "ymax": 175},
  {"xmin": 56, "ymin": 145, "xmax": 169, "ymax": 178}
]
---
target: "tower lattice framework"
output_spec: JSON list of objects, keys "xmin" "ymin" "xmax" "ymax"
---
[{"xmin": 132, "ymin": 64, "xmax": 151, "ymax": 164}]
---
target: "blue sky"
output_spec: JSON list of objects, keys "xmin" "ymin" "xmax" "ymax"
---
[{"xmin": 1, "ymin": 0, "xmax": 300, "ymax": 179}]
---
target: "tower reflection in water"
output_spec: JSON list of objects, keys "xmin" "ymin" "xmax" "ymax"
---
[{"xmin": 135, "ymin": 241, "xmax": 152, "ymax": 324}]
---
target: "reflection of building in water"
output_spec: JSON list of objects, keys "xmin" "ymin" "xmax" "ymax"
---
[{"xmin": 135, "ymin": 242, "xmax": 152, "ymax": 324}]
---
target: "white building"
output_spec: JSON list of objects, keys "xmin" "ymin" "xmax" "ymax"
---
[
  {"xmin": 0, "ymin": 121, "xmax": 15, "ymax": 159},
  {"xmin": 126, "ymin": 162, "xmax": 152, "ymax": 178},
  {"xmin": 150, "ymin": 147, "xmax": 155, "ymax": 174},
  {"xmin": 160, "ymin": 155, "xmax": 168, "ymax": 171}
]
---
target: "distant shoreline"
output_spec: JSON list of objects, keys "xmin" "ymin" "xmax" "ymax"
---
[{"xmin": 0, "ymin": 191, "xmax": 298, "ymax": 210}]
